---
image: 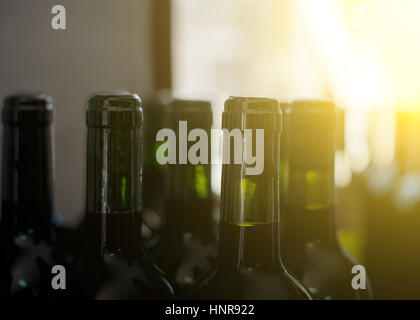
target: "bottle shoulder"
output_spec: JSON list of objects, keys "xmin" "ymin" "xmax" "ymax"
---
[
  {"xmin": 59, "ymin": 248, "xmax": 174, "ymax": 299},
  {"xmin": 284, "ymin": 242, "xmax": 372, "ymax": 300},
  {"xmin": 2, "ymin": 234, "xmax": 57, "ymax": 298},
  {"xmin": 187, "ymin": 264, "xmax": 311, "ymax": 300}
]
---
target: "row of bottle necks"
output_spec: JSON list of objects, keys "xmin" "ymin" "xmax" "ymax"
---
[{"xmin": 0, "ymin": 92, "xmax": 371, "ymax": 300}]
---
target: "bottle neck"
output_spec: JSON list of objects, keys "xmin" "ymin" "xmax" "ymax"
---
[
  {"xmin": 165, "ymin": 117, "xmax": 213, "ymax": 237},
  {"xmin": 1, "ymin": 123, "xmax": 54, "ymax": 242},
  {"xmin": 284, "ymin": 128, "xmax": 337, "ymax": 244},
  {"xmin": 218, "ymin": 134, "xmax": 283, "ymax": 269},
  {"xmin": 166, "ymin": 163, "xmax": 213, "ymax": 237},
  {"xmin": 86, "ymin": 125, "xmax": 143, "ymax": 255},
  {"xmin": 218, "ymin": 220, "xmax": 281, "ymax": 270}
]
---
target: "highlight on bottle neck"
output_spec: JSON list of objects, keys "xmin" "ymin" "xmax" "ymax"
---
[
  {"xmin": 279, "ymin": 102, "xmax": 290, "ymax": 202},
  {"xmin": 86, "ymin": 94, "xmax": 143, "ymax": 215},
  {"xmin": 284, "ymin": 99, "xmax": 336, "ymax": 210},
  {"xmin": 1, "ymin": 93, "xmax": 55, "ymax": 238},
  {"xmin": 220, "ymin": 96, "xmax": 282, "ymax": 225},
  {"xmin": 279, "ymin": 102, "xmax": 290, "ymax": 162}
]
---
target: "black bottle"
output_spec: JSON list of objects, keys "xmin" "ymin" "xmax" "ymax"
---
[{"xmin": 0, "ymin": 94, "xmax": 58, "ymax": 298}]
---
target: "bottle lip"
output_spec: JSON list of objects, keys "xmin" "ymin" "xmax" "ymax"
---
[
  {"xmin": 167, "ymin": 99, "xmax": 213, "ymax": 127},
  {"xmin": 88, "ymin": 94, "xmax": 142, "ymax": 110},
  {"xmin": 87, "ymin": 94, "xmax": 143, "ymax": 128},
  {"xmin": 286, "ymin": 99, "xmax": 336, "ymax": 129},
  {"xmin": 225, "ymin": 96, "xmax": 280, "ymax": 113},
  {"xmin": 4, "ymin": 93, "xmax": 53, "ymax": 111},
  {"xmin": 287, "ymin": 99, "xmax": 336, "ymax": 114},
  {"xmin": 3, "ymin": 93, "xmax": 53, "ymax": 125},
  {"xmin": 169, "ymin": 99, "xmax": 212, "ymax": 113}
]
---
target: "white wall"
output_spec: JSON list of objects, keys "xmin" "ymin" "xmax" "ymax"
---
[{"xmin": 0, "ymin": 0, "xmax": 154, "ymax": 225}]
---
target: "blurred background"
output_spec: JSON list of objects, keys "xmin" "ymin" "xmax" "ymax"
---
[
  {"xmin": 172, "ymin": 0, "xmax": 420, "ymax": 299},
  {"xmin": 1, "ymin": 0, "xmax": 420, "ymax": 299}
]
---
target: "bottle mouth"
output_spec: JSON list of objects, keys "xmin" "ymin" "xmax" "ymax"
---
[
  {"xmin": 222, "ymin": 96, "xmax": 282, "ymax": 133},
  {"xmin": 286, "ymin": 99, "xmax": 336, "ymax": 129},
  {"xmin": 225, "ymin": 96, "xmax": 280, "ymax": 113},
  {"xmin": 3, "ymin": 93, "xmax": 53, "ymax": 125},
  {"xmin": 4, "ymin": 93, "xmax": 53, "ymax": 110},
  {"xmin": 87, "ymin": 94, "xmax": 143, "ymax": 128},
  {"xmin": 167, "ymin": 99, "xmax": 213, "ymax": 127},
  {"xmin": 169, "ymin": 99, "xmax": 212, "ymax": 115},
  {"xmin": 287, "ymin": 99, "xmax": 335, "ymax": 114},
  {"xmin": 88, "ymin": 94, "xmax": 142, "ymax": 110},
  {"xmin": 171, "ymin": 99, "xmax": 210, "ymax": 108}
]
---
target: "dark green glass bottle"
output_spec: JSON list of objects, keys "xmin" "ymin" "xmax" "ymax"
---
[
  {"xmin": 282, "ymin": 100, "xmax": 371, "ymax": 300},
  {"xmin": 0, "ymin": 94, "xmax": 57, "ymax": 298},
  {"xmin": 152, "ymin": 99, "xmax": 217, "ymax": 294},
  {"xmin": 61, "ymin": 94, "xmax": 174, "ymax": 299},
  {"xmin": 187, "ymin": 97, "xmax": 311, "ymax": 300}
]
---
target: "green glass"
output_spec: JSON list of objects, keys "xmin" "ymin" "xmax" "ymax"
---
[
  {"xmin": 62, "ymin": 94, "xmax": 174, "ymax": 299},
  {"xmin": 152, "ymin": 99, "xmax": 216, "ymax": 295},
  {"xmin": 282, "ymin": 100, "xmax": 372, "ymax": 300},
  {"xmin": 187, "ymin": 97, "xmax": 311, "ymax": 300}
]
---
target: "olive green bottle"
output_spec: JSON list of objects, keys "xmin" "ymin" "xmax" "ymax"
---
[
  {"xmin": 282, "ymin": 100, "xmax": 372, "ymax": 300},
  {"xmin": 61, "ymin": 94, "xmax": 174, "ymax": 299},
  {"xmin": 187, "ymin": 97, "xmax": 311, "ymax": 300},
  {"xmin": 0, "ymin": 94, "xmax": 57, "ymax": 298}
]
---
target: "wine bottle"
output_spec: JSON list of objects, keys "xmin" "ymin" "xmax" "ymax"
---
[
  {"xmin": 282, "ymin": 99, "xmax": 372, "ymax": 300},
  {"xmin": 152, "ymin": 99, "xmax": 217, "ymax": 294},
  {"xmin": 187, "ymin": 97, "xmax": 312, "ymax": 300},
  {"xmin": 0, "ymin": 94, "xmax": 57, "ymax": 298},
  {"xmin": 59, "ymin": 94, "xmax": 174, "ymax": 299}
]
